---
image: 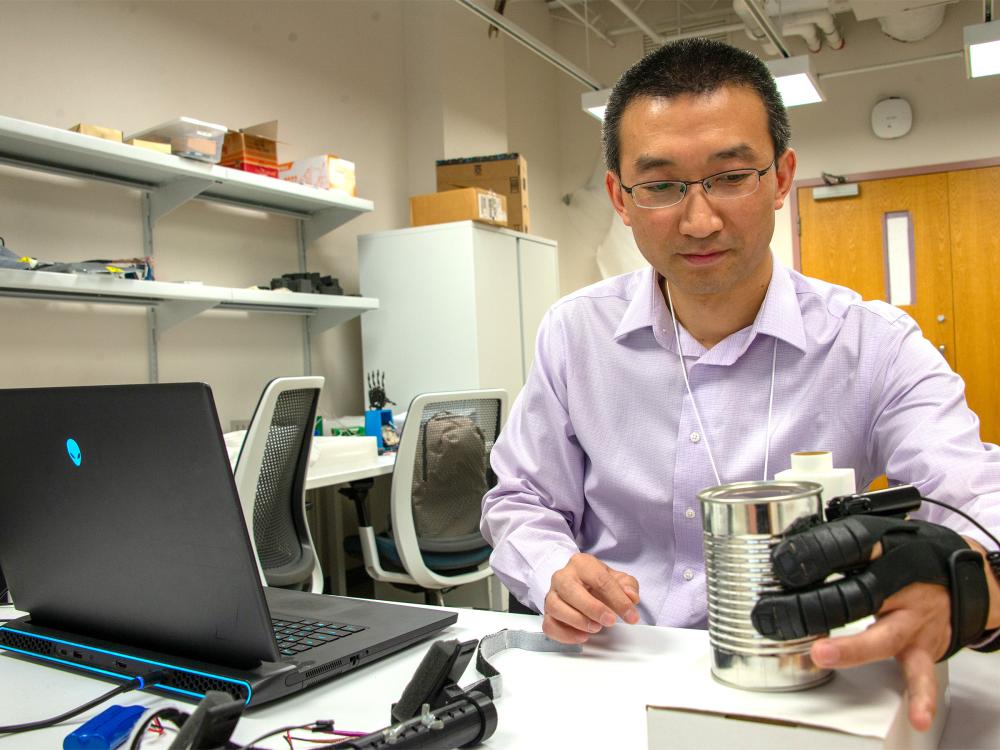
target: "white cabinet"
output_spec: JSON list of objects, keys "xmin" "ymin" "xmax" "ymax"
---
[{"xmin": 358, "ymin": 221, "xmax": 559, "ymax": 408}]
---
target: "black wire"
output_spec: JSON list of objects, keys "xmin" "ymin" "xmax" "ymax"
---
[
  {"xmin": 0, "ymin": 679, "xmax": 137, "ymax": 734},
  {"xmin": 235, "ymin": 722, "xmax": 321, "ymax": 750},
  {"xmin": 921, "ymin": 496, "xmax": 1000, "ymax": 550}
]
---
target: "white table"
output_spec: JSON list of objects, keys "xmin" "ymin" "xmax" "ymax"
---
[
  {"xmin": 2, "ymin": 606, "xmax": 999, "ymax": 749},
  {"xmin": 304, "ymin": 453, "xmax": 395, "ymax": 491}
]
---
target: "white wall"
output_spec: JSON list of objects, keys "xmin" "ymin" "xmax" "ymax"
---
[{"xmin": 0, "ymin": 0, "xmax": 570, "ymax": 428}]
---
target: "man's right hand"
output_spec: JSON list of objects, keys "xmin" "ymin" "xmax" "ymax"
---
[{"xmin": 542, "ymin": 553, "xmax": 641, "ymax": 643}]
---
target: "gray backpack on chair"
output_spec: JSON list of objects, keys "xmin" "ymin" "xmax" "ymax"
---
[{"xmin": 411, "ymin": 411, "xmax": 489, "ymax": 551}]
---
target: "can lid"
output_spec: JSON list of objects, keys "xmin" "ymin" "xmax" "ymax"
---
[{"xmin": 697, "ymin": 479, "xmax": 823, "ymax": 504}]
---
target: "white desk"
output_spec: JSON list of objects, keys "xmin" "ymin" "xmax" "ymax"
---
[
  {"xmin": 2, "ymin": 606, "xmax": 999, "ymax": 749},
  {"xmin": 304, "ymin": 453, "xmax": 395, "ymax": 491}
]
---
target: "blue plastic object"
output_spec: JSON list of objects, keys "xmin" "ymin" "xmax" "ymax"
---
[
  {"xmin": 364, "ymin": 408, "xmax": 395, "ymax": 452},
  {"xmin": 63, "ymin": 704, "xmax": 146, "ymax": 750}
]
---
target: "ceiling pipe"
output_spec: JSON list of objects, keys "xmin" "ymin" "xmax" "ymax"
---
[
  {"xmin": 452, "ymin": 0, "xmax": 602, "ymax": 90},
  {"xmin": 783, "ymin": 23, "xmax": 821, "ymax": 53},
  {"xmin": 554, "ymin": 0, "xmax": 616, "ymax": 46},
  {"xmin": 738, "ymin": 0, "xmax": 791, "ymax": 57},
  {"xmin": 607, "ymin": 0, "xmax": 666, "ymax": 45}
]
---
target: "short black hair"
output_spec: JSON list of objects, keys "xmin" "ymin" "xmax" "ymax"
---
[{"xmin": 602, "ymin": 37, "xmax": 790, "ymax": 175}]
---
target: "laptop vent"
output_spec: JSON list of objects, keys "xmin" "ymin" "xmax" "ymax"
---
[
  {"xmin": 0, "ymin": 630, "xmax": 56, "ymax": 656},
  {"xmin": 303, "ymin": 657, "xmax": 347, "ymax": 680},
  {"xmin": 156, "ymin": 671, "xmax": 250, "ymax": 703}
]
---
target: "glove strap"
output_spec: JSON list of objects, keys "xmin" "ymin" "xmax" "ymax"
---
[{"xmin": 945, "ymin": 549, "xmax": 990, "ymax": 660}]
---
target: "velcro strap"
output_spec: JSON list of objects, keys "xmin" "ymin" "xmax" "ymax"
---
[
  {"xmin": 474, "ymin": 629, "xmax": 581, "ymax": 698},
  {"xmin": 945, "ymin": 549, "xmax": 989, "ymax": 660}
]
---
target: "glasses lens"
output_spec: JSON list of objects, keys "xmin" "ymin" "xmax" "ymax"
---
[
  {"xmin": 632, "ymin": 181, "xmax": 685, "ymax": 208},
  {"xmin": 704, "ymin": 169, "xmax": 760, "ymax": 198}
]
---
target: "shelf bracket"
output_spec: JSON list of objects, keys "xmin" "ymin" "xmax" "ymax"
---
[
  {"xmin": 154, "ymin": 299, "xmax": 219, "ymax": 333},
  {"xmin": 148, "ymin": 177, "xmax": 217, "ymax": 224},
  {"xmin": 142, "ymin": 177, "xmax": 217, "ymax": 257},
  {"xmin": 301, "ymin": 207, "xmax": 352, "ymax": 246},
  {"xmin": 308, "ymin": 306, "xmax": 365, "ymax": 336}
]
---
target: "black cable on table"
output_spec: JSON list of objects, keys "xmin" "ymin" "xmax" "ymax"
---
[{"xmin": 0, "ymin": 670, "xmax": 166, "ymax": 736}]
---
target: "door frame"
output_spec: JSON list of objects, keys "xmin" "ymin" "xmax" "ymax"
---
[{"xmin": 789, "ymin": 155, "xmax": 1000, "ymax": 270}]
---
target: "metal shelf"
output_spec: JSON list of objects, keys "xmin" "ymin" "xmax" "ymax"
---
[
  {"xmin": 0, "ymin": 268, "xmax": 378, "ymax": 335},
  {"xmin": 0, "ymin": 115, "xmax": 373, "ymax": 241},
  {"xmin": 0, "ymin": 115, "xmax": 378, "ymax": 380}
]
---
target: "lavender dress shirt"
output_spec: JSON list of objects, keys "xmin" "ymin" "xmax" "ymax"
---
[{"xmin": 481, "ymin": 259, "xmax": 1000, "ymax": 626}]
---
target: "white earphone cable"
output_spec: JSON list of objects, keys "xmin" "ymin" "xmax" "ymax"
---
[{"xmin": 665, "ymin": 280, "xmax": 777, "ymax": 485}]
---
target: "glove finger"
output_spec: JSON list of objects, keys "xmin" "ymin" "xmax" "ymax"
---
[
  {"xmin": 772, "ymin": 517, "xmax": 886, "ymax": 588},
  {"xmin": 751, "ymin": 570, "xmax": 883, "ymax": 640}
]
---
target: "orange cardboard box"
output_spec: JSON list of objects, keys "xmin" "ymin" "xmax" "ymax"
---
[{"xmin": 410, "ymin": 187, "xmax": 507, "ymax": 228}]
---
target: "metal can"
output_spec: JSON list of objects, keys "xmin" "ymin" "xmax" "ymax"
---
[{"xmin": 698, "ymin": 480, "xmax": 833, "ymax": 691}]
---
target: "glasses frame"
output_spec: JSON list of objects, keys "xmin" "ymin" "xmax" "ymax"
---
[{"xmin": 620, "ymin": 158, "xmax": 777, "ymax": 209}]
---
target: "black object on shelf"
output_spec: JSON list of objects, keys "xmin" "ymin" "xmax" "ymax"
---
[{"xmin": 270, "ymin": 272, "xmax": 343, "ymax": 295}]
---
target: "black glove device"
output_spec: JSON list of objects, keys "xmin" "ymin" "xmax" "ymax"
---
[{"xmin": 751, "ymin": 513, "xmax": 990, "ymax": 660}]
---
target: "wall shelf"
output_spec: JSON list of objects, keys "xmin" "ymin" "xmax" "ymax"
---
[
  {"xmin": 0, "ymin": 115, "xmax": 374, "ymax": 239},
  {"xmin": 0, "ymin": 114, "xmax": 378, "ymax": 380},
  {"xmin": 0, "ymin": 269, "xmax": 378, "ymax": 334}
]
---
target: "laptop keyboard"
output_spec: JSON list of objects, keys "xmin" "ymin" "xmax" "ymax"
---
[{"xmin": 272, "ymin": 618, "xmax": 366, "ymax": 657}]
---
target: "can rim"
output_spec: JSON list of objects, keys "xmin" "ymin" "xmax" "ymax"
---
[{"xmin": 697, "ymin": 479, "xmax": 823, "ymax": 505}]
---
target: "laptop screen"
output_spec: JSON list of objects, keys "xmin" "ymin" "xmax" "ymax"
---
[{"xmin": 0, "ymin": 383, "xmax": 280, "ymax": 668}]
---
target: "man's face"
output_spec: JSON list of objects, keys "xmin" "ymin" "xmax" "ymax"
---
[{"xmin": 606, "ymin": 85, "xmax": 796, "ymax": 299}]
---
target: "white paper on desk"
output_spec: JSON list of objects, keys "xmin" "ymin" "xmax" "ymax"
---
[{"xmin": 648, "ymin": 644, "xmax": 948, "ymax": 744}]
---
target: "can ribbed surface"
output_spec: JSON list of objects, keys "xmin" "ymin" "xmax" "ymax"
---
[{"xmin": 699, "ymin": 480, "xmax": 833, "ymax": 691}]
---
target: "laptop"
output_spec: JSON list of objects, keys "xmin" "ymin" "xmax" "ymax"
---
[{"xmin": 0, "ymin": 382, "xmax": 456, "ymax": 707}]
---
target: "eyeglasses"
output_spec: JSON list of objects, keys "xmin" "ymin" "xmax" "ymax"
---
[{"xmin": 620, "ymin": 159, "xmax": 776, "ymax": 209}]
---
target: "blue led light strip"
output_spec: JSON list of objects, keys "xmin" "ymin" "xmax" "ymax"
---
[{"xmin": 0, "ymin": 627, "xmax": 253, "ymax": 705}]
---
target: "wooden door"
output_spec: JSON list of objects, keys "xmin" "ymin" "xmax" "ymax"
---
[
  {"xmin": 948, "ymin": 166, "xmax": 1000, "ymax": 443},
  {"xmin": 797, "ymin": 173, "xmax": 956, "ymax": 370}
]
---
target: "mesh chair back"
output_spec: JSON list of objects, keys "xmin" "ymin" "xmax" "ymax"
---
[
  {"xmin": 251, "ymin": 388, "xmax": 317, "ymax": 580},
  {"xmin": 408, "ymin": 396, "xmax": 501, "ymax": 553}
]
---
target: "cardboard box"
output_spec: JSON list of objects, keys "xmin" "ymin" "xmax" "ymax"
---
[
  {"xmin": 126, "ymin": 117, "xmax": 227, "ymax": 163},
  {"xmin": 220, "ymin": 121, "xmax": 279, "ymax": 178},
  {"xmin": 126, "ymin": 138, "xmax": 171, "ymax": 154},
  {"xmin": 436, "ymin": 153, "xmax": 529, "ymax": 232},
  {"xmin": 410, "ymin": 187, "xmax": 507, "ymax": 228},
  {"xmin": 68, "ymin": 123, "xmax": 123, "ymax": 142},
  {"xmin": 280, "ymin": 154, "xmax": 356, "ymax": 196},
  {"xmin": 647, "ymin": 658, "xmax": 949, "ymax": 749}
]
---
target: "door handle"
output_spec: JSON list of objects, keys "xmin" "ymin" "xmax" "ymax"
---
[
  {"xmin": 937, "ymin": 314, "xmax": 947, "ymax": 323},
  {"xmin": 938, "ymin": 344, "xmax": 947, "ymax": 354}
]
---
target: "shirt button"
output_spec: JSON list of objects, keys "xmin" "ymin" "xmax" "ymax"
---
[
  {"xmin": 683, "ymin": 568, "xmax": 695, "ymax": 581},
  {"xmin": 684, "ymin": 508, "xmax": 696, "ymax": 520},
  {"xmin": 690, "ymin": 431, "xmax": 701, "ymax": 443}
]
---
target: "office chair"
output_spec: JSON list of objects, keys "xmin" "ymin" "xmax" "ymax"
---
[
  {"xmin": 234, "ymin": 376, "xmax": 325, "ymax": 594},
  {"xmin": 344, "ymin": 389, "xmax": 508, "ymax": 608}
]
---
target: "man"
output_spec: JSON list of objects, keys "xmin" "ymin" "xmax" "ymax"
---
[{"xmin": 481, "ymin": 38, "xmax": 1000, "ymax": 731}]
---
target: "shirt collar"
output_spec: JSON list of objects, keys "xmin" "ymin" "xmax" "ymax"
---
[
  {"xmin": 611, "ymin": 257, "xmax": 808, "ymax": 354},
  {"xmin": 752, "ymin": 259, "xmax": 808, "ymax": 353},
  {"xmin": 613, "ymin": 267, "xmax": 667, "ymax": 340}
]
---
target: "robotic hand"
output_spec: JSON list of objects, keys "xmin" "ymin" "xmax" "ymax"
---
[{"xmin": 751, "ymin": 511, "xmax": 991, "ymax": 660}]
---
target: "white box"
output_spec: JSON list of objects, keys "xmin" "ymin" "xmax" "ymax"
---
[{"xmin": 647, "ymin": 655, "xmax": 949, "ymax": 749}]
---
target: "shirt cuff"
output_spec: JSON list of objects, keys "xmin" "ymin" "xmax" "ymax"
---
[{"xmin": 524, "ymin": 541, "xmax": 577, "ymax": 615}]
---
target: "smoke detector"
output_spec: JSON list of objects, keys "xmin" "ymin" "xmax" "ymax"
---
[{"xmin": 871, "ymin": 97, "xmax": 912, "ymax": 139}]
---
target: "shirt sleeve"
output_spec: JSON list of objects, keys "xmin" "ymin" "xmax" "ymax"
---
[
  {"xmin": 867, "ymin": 310, "xmax": 1000, "ymax": 550},
  {"xmin": 481, "ymin": 307, "xmax": 585, "ymax": 614}
]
